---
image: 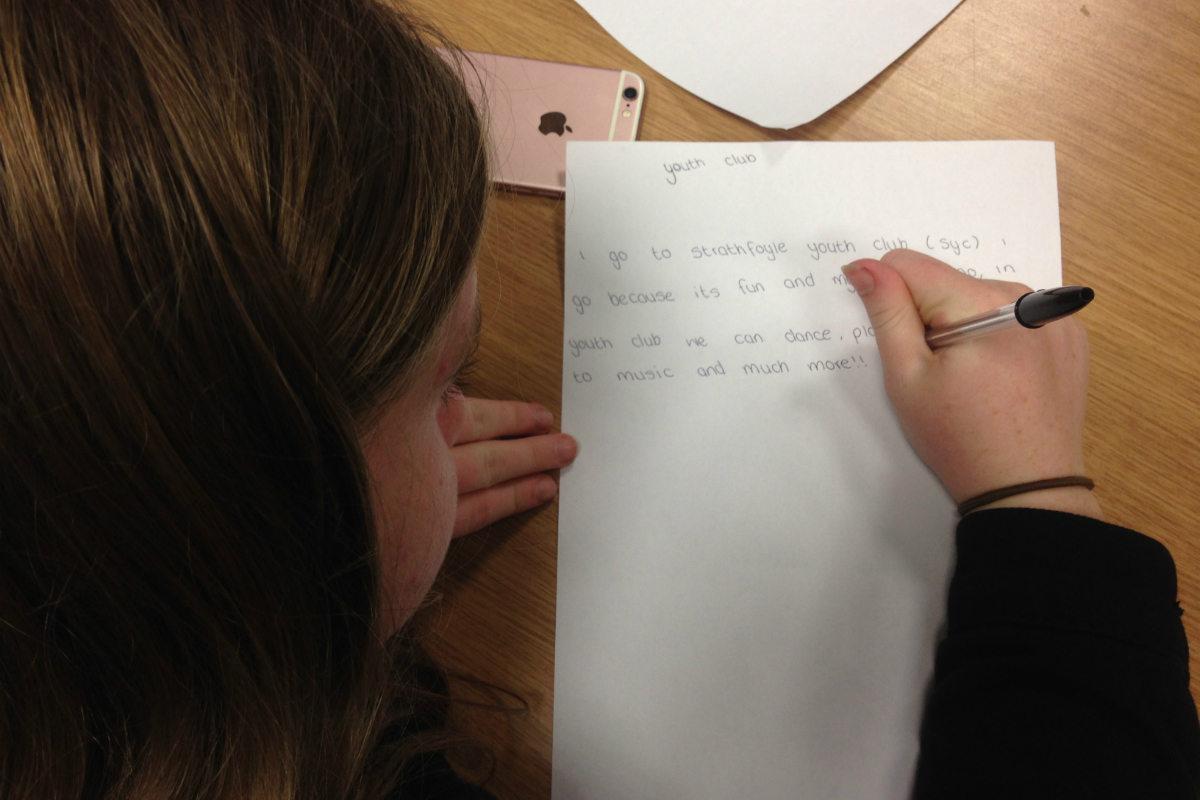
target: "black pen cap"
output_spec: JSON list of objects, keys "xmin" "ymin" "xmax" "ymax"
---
[{"xmin": 1014, "ymin": 286, "xmax": 1095, "ymax": 328}]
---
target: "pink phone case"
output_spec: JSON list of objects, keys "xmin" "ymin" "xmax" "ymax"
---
[{"xmin": 454, "ymin": 50, "xmax": 644, "ymax": 198}]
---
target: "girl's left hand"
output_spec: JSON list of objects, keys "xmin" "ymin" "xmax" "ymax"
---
[{"xmin": 447, "ymin": 396, "xmax": 577, "ymax": 536}]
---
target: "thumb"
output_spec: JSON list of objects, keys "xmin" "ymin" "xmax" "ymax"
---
[{"xmin": 841, "ymin": 259, "xmax": 929, "ymax": 375}]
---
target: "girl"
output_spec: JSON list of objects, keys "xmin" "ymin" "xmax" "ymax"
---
[
  {"xmin": 1, "ymin": 0, "xmax": 1194, "ymax": 797},
  {"xmin": 0, "ymin": 0, "xmax": 571, "ymax": 797}
]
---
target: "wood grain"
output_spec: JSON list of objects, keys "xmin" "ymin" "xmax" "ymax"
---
[{"xmin": 403, "ymin": 0, "xmax": 1200, "ymax": 796}]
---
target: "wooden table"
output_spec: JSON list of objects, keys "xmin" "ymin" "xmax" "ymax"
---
[{"xmin": 404, "ymin": 0, "xmax": 1200, "ymax": 795}]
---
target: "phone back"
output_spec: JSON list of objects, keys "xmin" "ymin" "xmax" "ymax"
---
[{"xmin": 456, "ymin": 51, "xmax": 644, "ymax": 197}]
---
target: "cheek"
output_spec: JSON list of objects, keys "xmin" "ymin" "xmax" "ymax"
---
[
  {"xmin": 412, "ymin": 402, "xmax": 458, "ymax": 541},
  {"xmin": 383, "ymin": 414, "xmax": 458, "ymax": 630},
  {"xmin": 423, "ymin": 402, "xmax": 460, "ymax": 546},
  {"xmin": 367, "ymin": 397, "xmax": 463, "ymax": 633},
  {"xmin": 430, "ymin": 423, "xmax": 457, "ymax": 526},
  {"xmin": 437, "ymin": 389, "xmax": 467, "ymax": 446}
]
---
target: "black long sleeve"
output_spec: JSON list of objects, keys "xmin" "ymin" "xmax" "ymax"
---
[{"xmin": 913, "ymin": 508, "xmax": 1200, "ymax": 799}]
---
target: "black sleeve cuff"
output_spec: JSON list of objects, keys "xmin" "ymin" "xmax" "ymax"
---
[
  {"xmin": 951, "ymin": 507, "xmax": 1187, "ymax": 668},
  {"xmin": 914, "ymin": 508, "xmax": 1200, "ymax": 799}
]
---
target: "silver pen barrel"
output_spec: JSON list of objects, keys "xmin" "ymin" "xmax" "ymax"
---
[{"xmin": 925, "ymin": 302, "xmax": 1019, "ymax": 349}]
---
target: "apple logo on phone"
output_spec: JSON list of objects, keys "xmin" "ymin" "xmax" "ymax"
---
[{"xmin": 538, "ymin": 111, "xmax": 572, "ymax": 136}]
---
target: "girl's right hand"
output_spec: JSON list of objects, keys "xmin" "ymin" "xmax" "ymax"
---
[{"xmin": 841, "ymin": 249, "xmax": 1102, "ymax": 519}]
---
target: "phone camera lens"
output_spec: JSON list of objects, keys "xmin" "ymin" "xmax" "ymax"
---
[{"xmin": 623, "ymin": 86, "xmax": 638, "ymax": 100}]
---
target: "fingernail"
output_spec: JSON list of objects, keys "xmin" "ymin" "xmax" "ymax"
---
[
  {"xmin": 535, "ymin": 408, "xmax": 554, "ymax": 430},
  {"xmin": 536, "ymin": 476, "xmax": 558, "ymax": 502},
  {"xmin": 556, "ymin": 434, "xmax": 578, "ymax": 463},
  {"xmin": 841, "ymin": 263, "xmax": 875, "ymax": 295}
]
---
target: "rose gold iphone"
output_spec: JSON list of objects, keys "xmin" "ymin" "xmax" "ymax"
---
[{"xmin": 454, "ymin": 50, "xmax": 645, "ymax": 198}]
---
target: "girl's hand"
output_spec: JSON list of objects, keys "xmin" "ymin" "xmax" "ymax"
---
[
  {"xmin": 447, "ymin": 396, "xmax": 577, "ymax": 536},
  {"xmin": 842, "ymin": 250, "xmax": 1101, "ymax": 519}
]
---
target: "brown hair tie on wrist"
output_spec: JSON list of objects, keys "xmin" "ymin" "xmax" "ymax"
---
[{"xmin": 957, "ymin": 476, "xmax": 1095, "ymax": 516}]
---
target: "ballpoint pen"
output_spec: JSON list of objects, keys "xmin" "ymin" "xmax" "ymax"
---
[{"xmin": 925, "ymin": 286, "xmax": 1095, "ymax": 349}]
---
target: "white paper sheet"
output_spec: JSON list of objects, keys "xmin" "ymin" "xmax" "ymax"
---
[
  {"xmin": 573, "ymin": 0, "xmax": 963, "ymax": 129},
  {"xmin": 554, "ymin": 141, "xmax": 1061, "ymax": 799}
]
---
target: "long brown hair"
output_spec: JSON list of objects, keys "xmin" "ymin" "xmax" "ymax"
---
[{"xmin": 0, "ymin": 0, "xmax": 487, "ymax": 797}]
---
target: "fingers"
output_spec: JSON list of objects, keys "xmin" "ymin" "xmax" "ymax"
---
[
  {"xmin": 880, "ymin": 249, "xmax": 1029, "ymax": 328},
  {"xmin": 449, "ymin": 398, "xmax": 577, "ymax": 536},
  {"xmin": 841, "ymin": 257, "xmax": 929, "ymax": 378},
  {"xmin": 843, "ymin": 250, "xmax": 1033, "ymax": 380},
  {"xmin": 453, "ymin": 397, "xmax": 555, "ymax": 445},
  {"xmin": 453, "ymin": 432, "xmax": 577, "ymax": 494},
  {"xmin": 453, "ymin": 474, "xmax": 559, "ymax": 538}
]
